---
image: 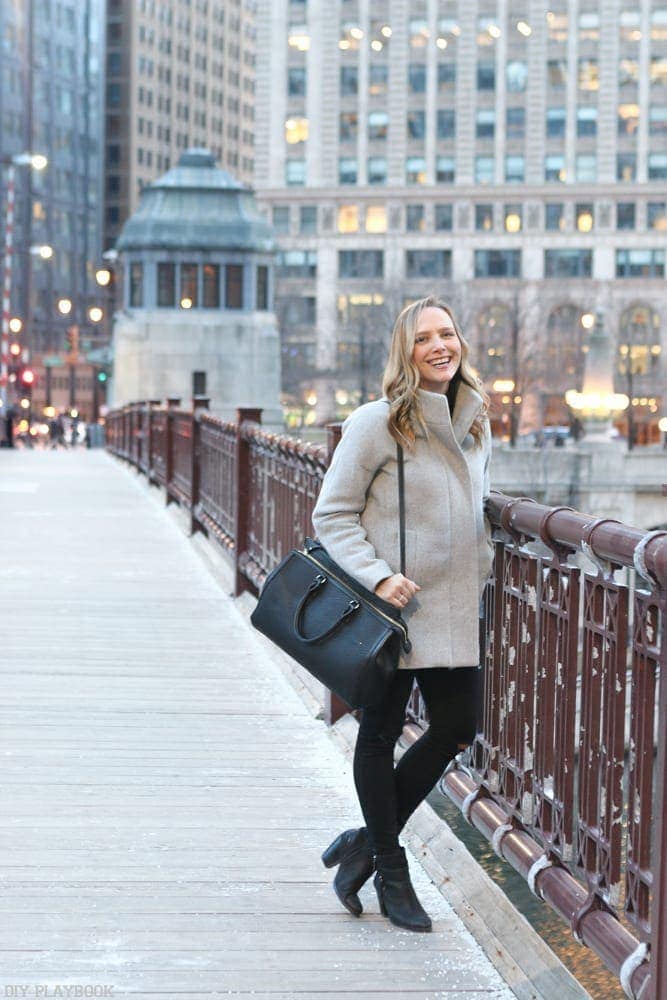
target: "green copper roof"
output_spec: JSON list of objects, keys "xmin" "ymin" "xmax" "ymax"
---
[{"xmin": 116, "ymin": 149, "xmax": 275, "ymax": 253}]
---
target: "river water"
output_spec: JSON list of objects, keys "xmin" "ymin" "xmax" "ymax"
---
[{"xmin": 428, "ymin": 789, "xmax": 624, "ymax": 999}]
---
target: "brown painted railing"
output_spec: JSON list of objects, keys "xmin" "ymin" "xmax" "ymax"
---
[{"xmin": 106, "ymin": 399, "xmax": 667, "ymax": 1000}]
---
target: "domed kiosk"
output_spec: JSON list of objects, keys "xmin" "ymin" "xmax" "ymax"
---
[{"xmin": 112, "ymin": 148, "xmax": 282, "ymax": 424}]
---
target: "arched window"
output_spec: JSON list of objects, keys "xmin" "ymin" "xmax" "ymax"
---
[
  {"xmin": 546, "ymin": 304, "xmax": 588, "ymax": 391},
  {"xmin": 475, "ymin": 303, "xmax": 512, "ymax": 381},
  {"xmin": 617, "ymin": 304, "xmax": 662, "ymax": 384}
]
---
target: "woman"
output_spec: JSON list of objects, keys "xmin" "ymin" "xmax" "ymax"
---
[{"xmin": 312, "ymin": 295, "xmax": 493, "ymax": 933}]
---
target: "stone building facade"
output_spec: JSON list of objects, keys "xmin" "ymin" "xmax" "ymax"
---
[{"xmin": 254, "ymin": 0, "xmax": 666, "ymax": 437}]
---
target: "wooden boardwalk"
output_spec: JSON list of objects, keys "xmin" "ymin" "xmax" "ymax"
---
[{"xmin": 0, "ymin": 449, "xmax": 515, "ymax": 998}]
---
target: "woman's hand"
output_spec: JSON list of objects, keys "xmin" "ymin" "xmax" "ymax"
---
[{"xmin": 374, "ymin": 573, "xmax": 421, "ymax": 609}]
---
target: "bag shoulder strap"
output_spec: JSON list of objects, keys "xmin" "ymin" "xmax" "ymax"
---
[{"xmin": 397, "ymin": 443, "xmax": 405, "ymax": 575}]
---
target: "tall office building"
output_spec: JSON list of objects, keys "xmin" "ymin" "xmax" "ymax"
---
[
  {"xmin": 255, "ymin": 0, "xmax": 666, "ymax": 438},
  {"xmin": 0, "ymin": 0, "xmax": 104, "ymax": 355},
  {"xmin": 103, "ymin": 0, "xmax": 256, "ymax": 252}
]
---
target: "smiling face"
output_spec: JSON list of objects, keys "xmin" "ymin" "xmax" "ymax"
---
[{"xmin": 411, "ymin": 306, "xmax": 462, "ymax": 393}]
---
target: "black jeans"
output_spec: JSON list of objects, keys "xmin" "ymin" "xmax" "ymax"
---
[{"xmin": 353, "ymin": 666, "xmax": 482, "ymax": 856}]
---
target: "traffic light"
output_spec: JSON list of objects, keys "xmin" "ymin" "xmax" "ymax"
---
[{"xmin": 97, "ymin": 369, "xmax": 108, "ymax": 384}]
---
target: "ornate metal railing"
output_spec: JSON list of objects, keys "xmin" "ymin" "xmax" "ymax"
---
[{"xmin": 106, "ymin": 399, "xmax": 667, "ymax": 1000}]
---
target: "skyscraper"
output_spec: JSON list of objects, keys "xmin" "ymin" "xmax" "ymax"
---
[
  {"xmin": 255, "ymin": 0, "xmax": 665, "ymax": 440},
  {"xmin": 0, "ymin": 0, "xmax": 105, "ymax": 356},
  {"xmin": 103, "ymin": 0, "xmax": 257, "ymax": 252}
]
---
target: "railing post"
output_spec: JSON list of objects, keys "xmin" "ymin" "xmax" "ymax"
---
[
  {"xmin": 649, "ymin": 578, "xmax": 667, "ymax": 1000},
  {"xmin": 190, "ymin": 396, "xmax": 209, "ymax": 536},
  {"xmin": 165, "ymin": 397, "xmax": 181, "ymax": 506},
  {"xmin": 146, "ymin": 399, "xmax": 161, "ymax": 482},
  {"xmin": 233, "ymin": 406, "xmax": 262, "ymax": 597},
  {"xmin": 323, "ymin": 421, "xmax": 349, "ymax": 726}
]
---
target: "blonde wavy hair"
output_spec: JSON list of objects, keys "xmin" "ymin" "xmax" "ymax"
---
[{"xmin": 382, "ymin": 295, "xmax": 489, "ymax": 448}]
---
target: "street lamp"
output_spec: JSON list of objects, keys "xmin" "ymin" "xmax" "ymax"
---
[
  {"xmin": 57, "ymin": 297, "xmax": 72, "ymax": 316},
  {"xmin": 88, "ymin": 306, "xmax": 104, "ymax": 323}
]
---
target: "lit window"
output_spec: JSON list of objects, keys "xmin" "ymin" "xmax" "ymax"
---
[
  {"xmin": 651, "ymin": 9, "xmax": 667, "ymax": 40},
  {"xmin": 406, "ymin": 156, "xmax": 426, "ymax": 184},
  {"xmin": 578, "ymin": 58, "xmax": 599, "ymax": 91},
  {"xmin": 504, "ymin": 205, "xmax": 522, "ymax": 233},
  {"xmin": 285, "ymin": 117, "xmax": 308, "ymax": 144},
  {"xmin": 409, "ymin": 19, "xmax": 429, "ymax": 47},
  {"xmin": 477, "ymin": 16, "xmax": 500, "ymax": 45},
  {"xmin": 288, "ymin": 24, "xmax": 310, "ymax": 51},
  {"xmin": 618, "ymin": 103, "xmax": 640, "ymax": 135},
  {"xmin": 620, "ymin": 10, "xmax": 641, "ymax": 43},
  {"xmin": 340, "ymin": 22, "xmax": 363, "ymax": 50},
  {"xmin": 648, "ymin": 202, "xmax": 667, "ymax": 230},
  {"xmin": 547, "ymin": 11, "xmax": 568, "ymax": 43},
  {"xmin": 617, "ymin": 153, "xmax": 637, "ymax": 181},
  {"xmin": 651, "ymin": 57, "xmax": 667, "ymax": 86},
  {"xmin": 545, "ymin": 155, "xmax": 566, "ymax": 182},
  {"xmin": 337, "ymin": 205, "xmax": 359, "ymax": 233},
  {"xmin": 368, "ymin": 110, "xmax": 388, "ymax": 141},
  {"xmin": 475, "ymin": 204, "xmax": 494, "ymax": 231},
  {"xmin": 576, "ymin": 203, "xmax": 594, "ymax": 232},
  {"xmin": 365, "ymin": 206, "xmax": 387, "ymax": 233},
  {"xmin": 203, "ymin": 265, "xmax": 220, "ymax": 308},
  {"xmin": 579, "ymin": 12, "xmax": 599, "ymax": 41},
  {"xmin": 620, "ymin": 58, "xmax": 640, "ymax": 86}
]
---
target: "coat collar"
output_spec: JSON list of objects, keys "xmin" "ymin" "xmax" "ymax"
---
[{"xmin": 417, "ymin": 383, "xmax": 483, "ymax": 447}]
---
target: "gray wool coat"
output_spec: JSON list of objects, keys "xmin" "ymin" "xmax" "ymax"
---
[{"xmin": 311, "ymin": 384, "xmax": 493, "ymax": 670}]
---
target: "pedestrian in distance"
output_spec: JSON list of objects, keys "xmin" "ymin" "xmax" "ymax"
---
[{"xmin": 313, "ymin": 294, "xmax": 494, "ymax": 933}]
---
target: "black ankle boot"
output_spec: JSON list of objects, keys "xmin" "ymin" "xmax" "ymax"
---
[
  {"xmin": 373, "ymin": 847, "xmax": 432, "ymax": 932},
  {"xmin": 321, "ymin": 828, "xmax": 373, "ymax": 917}
]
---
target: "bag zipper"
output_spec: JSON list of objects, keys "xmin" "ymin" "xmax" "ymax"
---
[{"xmin": 302, "ymin": 549, "xmax": 409, "ymax": 647}]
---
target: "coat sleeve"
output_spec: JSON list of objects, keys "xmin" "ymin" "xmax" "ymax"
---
[
  {"xmin": 479, "ymin": 420, "xmax": 495, "ymax": 599},
  {"xmin": 312, "ymin": 407, "xmax": 395, "ymax": 594}
]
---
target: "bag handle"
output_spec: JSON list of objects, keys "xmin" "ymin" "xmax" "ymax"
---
[
  {"xmin": 294, "ymin": 573, "xmax": 361, "ymax": 644},
  {"xmin": 397, "ymin": 443, "xmax": 405, "ymax": 575}
]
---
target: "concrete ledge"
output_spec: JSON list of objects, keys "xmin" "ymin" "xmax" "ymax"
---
[{"xmin": 113, "ymin": 453, "xmax": 591, "ymax": 1000}]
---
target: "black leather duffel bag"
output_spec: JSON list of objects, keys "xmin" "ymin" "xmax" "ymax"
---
[{"xmin": 250, "ymin": 445, "xmax": 411, "ymax": 709}]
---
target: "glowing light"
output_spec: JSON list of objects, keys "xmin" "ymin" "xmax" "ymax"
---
[
  {"xmin": 95, "ymin": 268, "xmax": 111, "ymax": 286},
  {"xmin": 565, "ymin": 389, "xmax": 629, "ymax": 414},
  {"xmin": 57, "ymin": 298, "xmax": 72, "ymax": 315},
  {"xmin": 581, "ymin": 312, "xmax": 595, "ymax": 329},
  {"xmin": 493, "ymin": 379, "xmax": 515, "ymax": 393},
  {"xmin": 35, "ymin": 244, "xmax": 54, "ymax": 259},
  {"xmin": 577, "ymin": 211, "xmax": 593, "ymax": 232},
  {"xmin": 9, "ymin": 343, "xmax": 21, "ymax": 357},
  {"xmin": 517, "ymin": 20, "xmax": 532, "ymax": 36},
  {"xmin": 9, "ymin": 317, "xmax": 22, "ymax": 333},
  {"xmin": 306, "ymin": 392, "xmax": 317, "ymax": 406},
  {"xmin": 88, "ymin": 306, "xmax": 104, "ymax": 323},
  {"xmin": 488, "ymin": 24, "xmax": 501, "ymax": 38},
  {"xmin": 350, "ymin": 26, "xmax": 364, "ymax": 39},
  {"xmin": 436, "ymin": 37, "xmax": 448, "ymax": 49},
  {"xmin": 180, "ymin": 297, "xmax": 193, "ymax": 309},
  {"xmin": 505, "ymin": 212, "xmax": 521, "ymax": 233},
  {"xmin": 371, "ymin": 39, "xmax": 383, "ymax": 51},
  {"xmin": 381, "ymin": 25, "xmax": 392, "ymax": 37},
  {"xmin": 31, "ymin": 154, "xmax": 48, "ymax": 171}
]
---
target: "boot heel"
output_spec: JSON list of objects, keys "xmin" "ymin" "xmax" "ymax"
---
[
  {"xmin": 321, "ymin": 834, "xmax": 344, "ymax": 868},
  {"xmin": 374, "ymin": 874, "xmax": 388, "ymax": 916}
]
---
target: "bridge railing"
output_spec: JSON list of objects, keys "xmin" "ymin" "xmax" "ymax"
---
[{"xmin": 106, "ymin": 399, "xmax": 667, "ymax": 1000}]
